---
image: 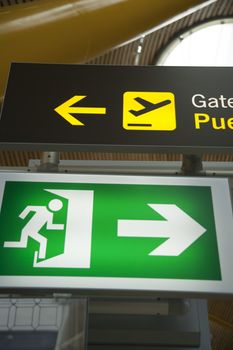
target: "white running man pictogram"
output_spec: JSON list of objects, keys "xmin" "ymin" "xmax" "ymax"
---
[{"xmin": 4, "ymin": 199, "xmax": 64, "ymax": 259}]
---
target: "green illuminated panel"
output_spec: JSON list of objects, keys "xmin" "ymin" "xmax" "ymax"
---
[{"xmin": 0, "ymin": 180, "xmax": 221, "ymax": 281}]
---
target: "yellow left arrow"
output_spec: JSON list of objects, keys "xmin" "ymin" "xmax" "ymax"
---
[{"xmin": 54, "ymin": 95, "xmax": 107, "ymax": 126}]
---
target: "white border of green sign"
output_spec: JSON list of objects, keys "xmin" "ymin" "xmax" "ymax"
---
[{"xmin": 0, "ymin": 172, "xmax": 233, "ymax": 297}]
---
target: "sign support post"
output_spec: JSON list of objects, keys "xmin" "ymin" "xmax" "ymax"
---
[
  {"xmin": 181, "ymin": 154, "xmax": 204, "ymax": 176},
  {"xmin": 38, "ymin": 151, "xmax": 60, "ymax": 172}
]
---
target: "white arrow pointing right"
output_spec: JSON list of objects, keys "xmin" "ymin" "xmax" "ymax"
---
[{"xmin": 117, "ymin": 204, "xmax": 206, "ymax": 256}]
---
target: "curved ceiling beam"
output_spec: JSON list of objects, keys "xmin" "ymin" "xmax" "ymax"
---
[{"xmin": 0, "ymin": 0, "xmax": 206, "ymax": 101}]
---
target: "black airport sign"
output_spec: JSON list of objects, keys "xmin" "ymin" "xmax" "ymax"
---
[{"xmin": 0, "ymin": 63, "xmax": 233, "ymax": 153}]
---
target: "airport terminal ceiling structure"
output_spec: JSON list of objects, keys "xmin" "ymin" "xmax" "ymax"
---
[{"xmin": 0, "ymin": 0, "xmax": 233, "ymax": 349}]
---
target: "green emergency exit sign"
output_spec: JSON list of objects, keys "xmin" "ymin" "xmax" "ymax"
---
[{"xmin": 0, "ymin": 173, "xmax": 232, "ymax": 296}]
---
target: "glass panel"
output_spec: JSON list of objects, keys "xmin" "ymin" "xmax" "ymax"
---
[
  {"xmin": 0, "ymin": 297, "xmax": 87, "ymax": 350},
  {"xmin": 156, "ymin": 19, "xmax": 233, "ymax": 67}
]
